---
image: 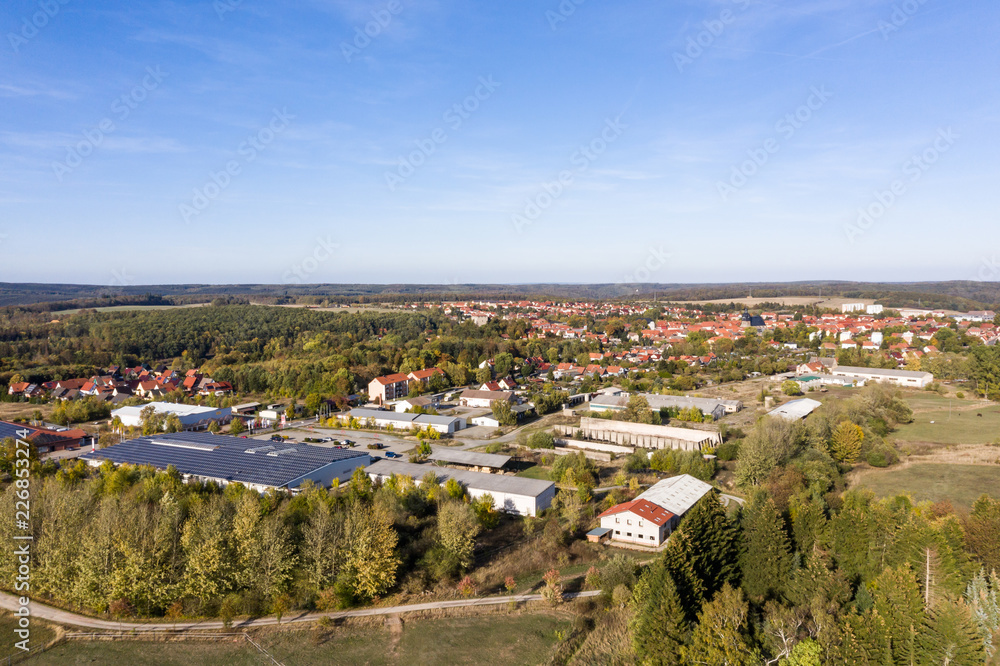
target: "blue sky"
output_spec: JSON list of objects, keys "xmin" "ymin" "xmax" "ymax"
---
[{"xmin": 1, "ymin": 0, "xmax": 998, "ymax": 286}]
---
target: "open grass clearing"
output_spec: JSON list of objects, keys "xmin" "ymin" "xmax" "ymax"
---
[
  {"xmin": 33, "ymin": 611, "xmax": 572, "ymax": 666},
  {"xmin": 892, "ymin": 407, "xmax": 1000, "ymax": 445},
  {"xmin": 851, "ymin": 462, "xmax": 1000, "ymax": 508}
]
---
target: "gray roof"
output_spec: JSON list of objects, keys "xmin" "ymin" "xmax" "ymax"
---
[
  {"xmin": 366, "ymin": 459, "xmax": 554, "ymax": 498},
  {"xmin": 637, "ymin": 474, "xmax": 714, "ymax": 516},
  {"xmin": 428, "ymin": 448, "xmax": 511, "ymax": 469},
  {"xmin": 831, "ymin": 366, "xmax": 933, "ymax": 379},
  {"xmin": 767, "ymin": 398, "xmax": 822, "ymax": 421},
  {"xmin": 82, "ymin": 432, "xmax": 368, "ymax": 489},
  {"xmin": 349, "ymin": 408, "xmax": 460, "ymax": 427}
]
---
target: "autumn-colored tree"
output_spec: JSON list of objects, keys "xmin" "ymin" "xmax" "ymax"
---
[
  {"xmin": 829, "ymin": 421, "xmax": 864, "ymax": 463},
  {"xmin": 343, "ymin": 502, "xmax": 399, "ymax": 600},
  {"xmin": 683, "ymin": 583, "xmax": 760, "ymax": 665}
]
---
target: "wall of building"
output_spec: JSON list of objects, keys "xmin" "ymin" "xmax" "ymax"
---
[
  {"xmin": 289, "ymin": 455, "xmax": 371, "ymax": 489},
  {"xmin": 600, "ymin": 512, "xmax": 666, "ymax": 546},
  {"xmin": 557, "ymin": 418, "xmax": 721, "ymax": 451}
]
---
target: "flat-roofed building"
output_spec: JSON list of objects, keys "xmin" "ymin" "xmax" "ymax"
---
[
  {"xmin": 365, "ymin": 459, "xmax": 555, "ymax": 516},
  {"xmin": 82, "ymin": 432, "xmax": 370, "ymax": 493},
  {"xmin": 348, "ymin": 408, "xmax": 465, "ymax": 434}
]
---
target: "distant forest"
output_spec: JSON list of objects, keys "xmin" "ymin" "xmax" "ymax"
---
[{"xmin": 0, "ymin": 280, "xmax": 998, "ymax": 312}]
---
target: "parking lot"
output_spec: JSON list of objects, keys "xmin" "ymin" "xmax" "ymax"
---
[{"xmin": 245, "ymin": 422, "xmax": 416, "ymax": 459}]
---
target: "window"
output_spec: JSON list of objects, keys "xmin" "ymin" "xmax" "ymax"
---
[
  {"xmin": 626, "ymin": 519, "xmax": 631, "ymax": 525},
  {"xmin": 638, "ymin": 520, "xmax": 643, "ymax": 527},
  {"xmin": 626, "ymin": 533, "xmax": 631, "ymax": 538},
  {"xmin": 615, "ymin": 530, "xmax": 620, "ymax": 535},
  {"xmin": 650, "ymin": 536, "xmax": 655, "ymax": 541},
  {"xmin": 615, "ymin": 518, "xmax": 619, "ymax": 524}
]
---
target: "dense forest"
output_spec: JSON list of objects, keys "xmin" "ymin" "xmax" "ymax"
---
[{"xmin": 1, "ymin": 280, "xmax": 998, "ymax": 310}]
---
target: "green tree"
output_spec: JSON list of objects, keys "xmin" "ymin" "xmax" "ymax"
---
[
  {"xmin": 738, "ymin": 495, "xmax": 793, "ymax": 601},
  {"xmin": 229, "ymin": 418, "xmax": 245, "ymax": 435},
  {"xmin": 918, "ymin": 596, "xmax": 987, "ymax": 665},
  {"xmin": 681, "ymin": 492, "xmax": 740, "ymax": 598},
  {"xmin": 490, "ymin": 399, "xmax": 517, "ymax": 426},
  {"xmin": 437, "ymin": 501, "xmax": 480, "ymax": 571},
  {"xmin": 782, "ymin": 379, "xmax": 803, "ymax": 396},
  {"xmin": 343, "ymin": 503, "xmax": 399, "ymax": 600},
  {"xmin": 683, "ymin": 583, "xmax": 759, "ymax": 666},
  {"xmin": 631, "ymin": 559, "xmax": 688, "ymax": 665}
]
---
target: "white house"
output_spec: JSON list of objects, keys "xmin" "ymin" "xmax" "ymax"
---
[
  {"xmin": 830, "ymin": 366, "xmax": 933, "ymax": 389},
  {"xmin": 598, "ymin": 499, "xmax": 673, "ymax": 546},
  {"xmin": 111, "ymin": 403, "xmax": 231, "ymax": 431}
]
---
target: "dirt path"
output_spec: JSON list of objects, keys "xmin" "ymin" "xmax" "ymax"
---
[{"xmin": 0, "ymin": 591, "xmax": 600, "ymax": 632}]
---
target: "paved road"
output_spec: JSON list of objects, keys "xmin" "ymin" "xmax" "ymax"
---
[{"xmin": 0, "ymin": 591, "xmax": 600, "ymax": 632}]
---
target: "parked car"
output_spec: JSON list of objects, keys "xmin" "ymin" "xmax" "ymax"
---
[
  {"xmin": 270, "ymin": 434, "xmax": 284, "ymax": 442},
  {"xmin": 366, "ymin": 442, "xmax": 384, "ymax": 450},
  {"xmin": 385, "ymin": 451, "xmax": 401, "ymax": 458}
]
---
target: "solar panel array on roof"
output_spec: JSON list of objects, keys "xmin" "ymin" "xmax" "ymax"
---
[{"xmin": 83, "ymin": 431, "xmax": 367, "ymax": 489}]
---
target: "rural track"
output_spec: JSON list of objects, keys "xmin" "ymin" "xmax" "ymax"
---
[{"xmin": 0, "ymin": 590, "xmax": 601, "ymax": 633}]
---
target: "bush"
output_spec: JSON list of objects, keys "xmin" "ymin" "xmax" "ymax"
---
[
  {"xmin": 956, "ymin": 391, "xmax": 965, "ymax": 399},
  {"xmin": 526, "ymin": 431, "xmax": 555, "ymax": 449},
  {"xmin": 716, "ymin": 440, "xmax": 740, "ymax": 461},
  {"xmin": 867, "ymin": 449, "xmax": 890, "ymax": 467}
]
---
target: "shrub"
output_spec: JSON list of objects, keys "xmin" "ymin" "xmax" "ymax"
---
[
  {"xmin": 956, "ymin": 391, "xmax": 965, "ymax": 399},
  {"xmin": 527, "ymin": 431, "xmax": 555, "ymax": 449},
  {"xmin": 867, "ymin": 449, "xmax": 889, "ymax": 467},
  {"xmin": 716, "ymin": 440, "xmax": 740, "ymax": 461}
]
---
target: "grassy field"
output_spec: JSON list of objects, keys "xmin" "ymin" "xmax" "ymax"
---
[
  {"xmin": 853, "ymin": 463, "xmax": 1000, "ymax": 507},
  {"xmin": 0, "ymin": 610, "xmax": 58, "ymax": 662},
  {"xmin": 34, "ymin": 612, "xmax": 572, "ymax": 666},
  {"xmin": 516, "ymin": 465, "xmax": 551, "ymax": 481},
  {"xmin": 52, "ymin": 303, "xmax": 210, "ymax": 316},
  {"xmin": 893, "ymin": 406, "xmax": 1000, "ymax": 445}
]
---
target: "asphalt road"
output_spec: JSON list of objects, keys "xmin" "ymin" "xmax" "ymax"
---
[{"xmin": 0, "ymin": 590, "xmax": 600, "ymax": 632}]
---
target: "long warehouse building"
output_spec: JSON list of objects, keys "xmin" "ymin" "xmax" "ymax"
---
[
  {"xmin": 365, "ymin": 459, "xmax": 555, "ymax": 517},
  {"xmin": 83, "ymin": 432, "xmax": 370, "ymax": 493}
]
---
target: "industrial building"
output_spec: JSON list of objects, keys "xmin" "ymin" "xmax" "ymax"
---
[
  {"xmin": 558, "ymin": 417, "xmax": 722, "ymax": 451},
  {"xmin": 427, "ymin": 448, "xmax": 511, "ymax": 472},
  {"xmin": 597, "ymin": 474, "xmax": 714, "ymax": 547},
  {"xmin": 767, "ymin": 398, "xmax": 823, "ymax": 421},
  {"xmin": 365, "ymin": 459, "xmax": 555, "ymax": 516},
  {"xmin": 83, "ymin": 432, "xmax": 370, "ymax": 493},
  {"xmin": 111, "ymin": 403, "xmax": 231, "ymax": 431},
  {"xmin": 589, "ymin": 392, "xmax": 742, "ymax": 421},
  {"xmin": 347, "ymin": 408, "xmax": 465, "ymax": 434},
  {"xmin": 830, "ymin": 366, "xmax": 933, "ymax": 388}
]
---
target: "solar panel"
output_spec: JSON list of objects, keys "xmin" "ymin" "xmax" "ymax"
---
[
  {"xmin": 151, "ymin": 439, "xmax": 218, "ymax": 451},
  {"xmin": 83, "ymin": 432, "xmax": 367, "ymax": 488}
]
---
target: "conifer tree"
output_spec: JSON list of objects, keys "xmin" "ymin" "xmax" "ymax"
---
[
  {"xmin": 683, "ymin": 583, "xmax": 760, "ymax": 666},
  {"xmin": 630, "ymin": 559, "xmax": 688, "ymax": 665},
  {"xmin": 739, "ymin": 495, "xmax": 793, "ymax": 601},
  {"xmin": 682, "ymin": 492, "xmax": 741, "ymax": 596},
  {"xmin": 917, "ymin": 596, "xmax": 987, "ymax": 665}
]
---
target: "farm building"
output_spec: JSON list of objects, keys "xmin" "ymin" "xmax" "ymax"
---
[
  {"xmin": 365, "ymin": 459, "xmax": 555, "ymax": 516},
  {"xmin": 82, "ymin": 432, "xmax": 370, "ymax": 493},
  {"xmin": 111, "ymin": 403, "xmax": 231, "ymax": 431}
]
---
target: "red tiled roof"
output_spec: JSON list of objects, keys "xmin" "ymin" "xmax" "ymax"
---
[
  {"xmin": 373, "ymin": 373, "xmax": 410, "ymax": 385},
  {"xmin": 597, "ymin": 499, "xmax": 674, "ymax": 526}
]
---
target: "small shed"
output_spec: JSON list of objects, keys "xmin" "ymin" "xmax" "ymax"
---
[{"xmin": 586, "ymin": 527, "xmax": 612, "ymax": 543}]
